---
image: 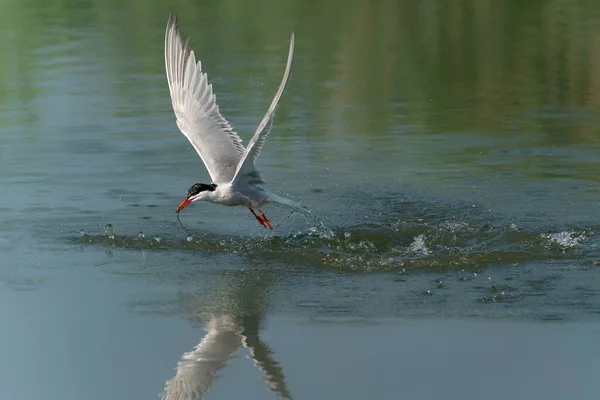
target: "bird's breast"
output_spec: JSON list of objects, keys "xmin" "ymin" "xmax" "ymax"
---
[{"xmin": 208, "ymin": 185, "xmax": 258, "ymax": 207}]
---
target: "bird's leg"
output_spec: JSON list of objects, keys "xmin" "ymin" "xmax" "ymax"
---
[
  {"xmin": 259, "ymin": 210, "xmax": 272, "ymax": 229},
  {"xmin": 249, "ymin": 208, "xmax": 266, "ymax": 228}
]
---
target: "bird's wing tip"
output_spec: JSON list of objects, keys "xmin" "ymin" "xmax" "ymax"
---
[{"xmin": 167, "ymin": 12, "xmax": 180, "ymax": 32}]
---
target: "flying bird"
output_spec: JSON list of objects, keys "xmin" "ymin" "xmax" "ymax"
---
[{"xmin": 164, "ymin": 13, "xmax": 298, "ymax": 229}]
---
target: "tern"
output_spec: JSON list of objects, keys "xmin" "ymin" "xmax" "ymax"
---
[{"xmin": 165, "ymin": 13, "xmax": 298, "ymax": 229}]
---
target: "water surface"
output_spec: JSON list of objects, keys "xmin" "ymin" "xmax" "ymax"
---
[{"xmin": 2, "ymin": 1, "xmax": 600, "ymax": 399}]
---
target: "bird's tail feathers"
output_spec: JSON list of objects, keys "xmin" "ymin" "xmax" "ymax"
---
[{"xmin": 266, "ymin": 191, "xmax": 301, "ymax": 209}]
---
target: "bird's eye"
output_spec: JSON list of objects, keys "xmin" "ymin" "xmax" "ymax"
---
[{"xmin": 187, "ymin": 184, "xmax": 201, "ymax": 198}]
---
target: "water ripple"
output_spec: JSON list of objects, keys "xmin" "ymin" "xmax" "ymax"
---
[{"xmin": 69, "ymin": 217, "xmax": 594, "ymax": 273}]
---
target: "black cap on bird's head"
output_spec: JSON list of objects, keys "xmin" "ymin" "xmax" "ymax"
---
[
  {"xmin": 176, "ymin": 183, "xmax": 217, "ymax": 213},
  {"xmin": 187, "ymin": 183, "xmax": 217, "ymax": 198}
]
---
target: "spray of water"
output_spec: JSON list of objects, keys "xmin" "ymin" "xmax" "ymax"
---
[{"xmin": 175, "ymin": 203, "xmax": 331, "ymax": 238}]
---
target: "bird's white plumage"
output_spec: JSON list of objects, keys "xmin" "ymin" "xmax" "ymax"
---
[
  {"xmin": 164, "ymin": 13, "xmax": 295, "ymax": 187},
  {"xmin": 164, "ymin": 13, "xmax": 245, "ymax": 184},
  {"xmin": 165, "ymin": 13, "xmax": 301, "ymax": 221}
]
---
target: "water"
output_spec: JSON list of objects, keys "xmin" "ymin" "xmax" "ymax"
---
[{"xmin": 2, "ymin": 1, "xmax": 600, "ymax": 399}]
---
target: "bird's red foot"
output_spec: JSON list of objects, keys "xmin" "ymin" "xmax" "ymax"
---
[
  {"xmin": 249, "ymin": 208, "xmax": 269, "ymax": 229},
  {"xmin": 259, "ymin": 210, "xmax": 272, "ymax": 229}
]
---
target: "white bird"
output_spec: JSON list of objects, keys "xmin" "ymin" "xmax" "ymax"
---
[{"xmin": 165, "ymin": 13, "xmax": 298, "ymax": 229}]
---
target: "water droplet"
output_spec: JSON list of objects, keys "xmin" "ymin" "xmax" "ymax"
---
[
  {"xmin": 137, "ymin": 231, "xmax": 145, "ymax": 239},
  {"xmin": 104, "ymin": 224, "xmax": 115, "ymax": 240}
]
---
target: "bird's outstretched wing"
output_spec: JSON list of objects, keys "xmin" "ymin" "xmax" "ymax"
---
[
  {"xmin": 165, "ymin": 13, "xmax": 246, "ymax": 184},
  {"xmin": 231, "ymin": 32, "xmax": 295, "ymax": 186}
]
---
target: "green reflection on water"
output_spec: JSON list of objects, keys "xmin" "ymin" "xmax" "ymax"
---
[{"xmin": 2, "ymin": 0, "xmax": 600, "ymax": 184}]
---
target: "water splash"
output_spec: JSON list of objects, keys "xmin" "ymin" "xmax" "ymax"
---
[
  {"xmin": 104, "ymin": 224, "xmax": 115, "ymax": 240},
  {"xmin": 541, "ymin": 231, "xmax": 585, "ymax": 249},
  {"xmin": 408, "ymin": 234, "xmax": 430, "ymax": 255},
  {"xmin": 270, "ymin": 189, "xmax": 334, "ymax": 238},
  {"xmin": 72, "ymin": 215, "xmax": 595, "ymax": 274}
]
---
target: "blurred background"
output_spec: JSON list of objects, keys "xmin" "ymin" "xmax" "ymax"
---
[{"xmin": 2, "ymin": 1, "xmax": 600, "ymax": 399}]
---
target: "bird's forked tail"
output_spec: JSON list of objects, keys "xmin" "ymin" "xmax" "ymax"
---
[{"xmin": 266, "ymin": 191, "xmax": 301, "ymax": 209}]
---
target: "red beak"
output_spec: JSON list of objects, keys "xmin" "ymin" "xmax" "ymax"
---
[{"xmin": 176, "ymin": 198, "xmax": 192, "ymax": 213}]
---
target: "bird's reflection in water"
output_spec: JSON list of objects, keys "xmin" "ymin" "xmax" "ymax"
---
[{"xmin": 160, "ymin": 269, "xmax": 293, "ymax": 400}]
